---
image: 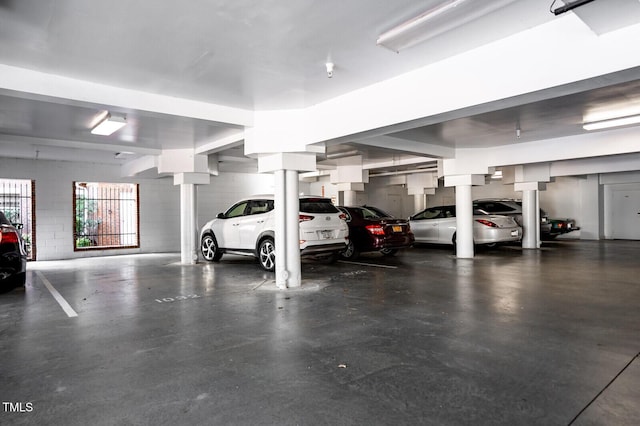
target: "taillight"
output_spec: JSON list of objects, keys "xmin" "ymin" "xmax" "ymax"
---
[
  {"xmin": 365, "ymin": 224, "xmax": 385, "ymax": 235},
  {"xmin": 299, "ymin": 214, "xmax": 314, "ymax": 222},
  {"xmin": 0, "ymin": 228, "xmax": 20, "ymax": 244},
  {"xmin": 339, "ymin": 213, "xmax": 347, "ymax": 220},
  {"xmin": 476, "ymin": 219, "xmax": 499, "ymax": 228}
]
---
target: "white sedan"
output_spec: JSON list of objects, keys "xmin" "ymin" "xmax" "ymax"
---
[{"xmin": 409, "ymin": 205, "xmax": 522, "ymax": 246}]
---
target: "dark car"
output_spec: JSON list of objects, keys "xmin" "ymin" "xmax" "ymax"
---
[
  {"xmin": 0, "ymin": 211, "xmax": 27, "ymax": 293},
  {"xmin": 546, "ymin": 218, "xmax": 580, "ymax": 240},
  {"xmin": 337, "ymin": 205, "xmax": 414, "ymax": 260}
]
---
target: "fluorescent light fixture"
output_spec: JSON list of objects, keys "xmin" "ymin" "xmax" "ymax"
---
[
  {"xmin": 551, "ymin": 0, "xmax": 596, "ymax": 16},
  {"xmin": 376, "ymin": 0, "xmax": 516, "ymax": 52},
  {"xmin": 91, "ymin": 113, "xmax": 127, "ymax": 136},
  {"xmin": 583, "ymin": 114, "xmax": 640, "ymax": 131}
]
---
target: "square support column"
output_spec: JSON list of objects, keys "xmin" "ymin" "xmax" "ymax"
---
[{"xmin": 174, "ymin": 173, "xmax": 210, "ymax": 265}]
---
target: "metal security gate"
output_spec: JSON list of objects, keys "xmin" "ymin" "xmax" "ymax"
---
[{"xmin": 0, "ymin": 179, "xmax": 35, "ymax": 260}]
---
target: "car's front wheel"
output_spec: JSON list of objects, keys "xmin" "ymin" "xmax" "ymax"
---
[
  {"xmin": 201, "ymin": 234, "xmax": 223, "ymax": 262},
  {"xmin": 258, "ymin": 238, "xmax": 275, "ymax": 271}
]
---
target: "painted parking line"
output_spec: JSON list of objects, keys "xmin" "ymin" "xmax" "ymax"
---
[
  {"xmin": 337, "ymin": 260, "xmax": 398, "ymax": 269},
  {"xmin": 36, "ymin": 271, "xmax": 78, "ymax": 318}
]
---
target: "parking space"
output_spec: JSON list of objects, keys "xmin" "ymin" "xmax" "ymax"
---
[{"xmin": 1, "ymin": 241, "xmax": 639, "ymax": 425}]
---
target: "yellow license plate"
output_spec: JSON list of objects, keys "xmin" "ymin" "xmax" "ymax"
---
[{"xmin": 392, "ymin": 225, "xmax": 402, "ymax": 232}]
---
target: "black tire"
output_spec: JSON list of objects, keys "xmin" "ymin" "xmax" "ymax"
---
[
  {"xmin": 258, "ymin": 238, "xmax": 275, "ymax": 272},
  {"xmin": 201, "ymin": 234, "xmax": 223, "ymax": 262},
  {"xmin": 380, "ymin": 248, "xmax": 398, "ymax": 256},
  {"xmin": 339, "ymin": 240, "xmax": 359, "ymax": 260}
]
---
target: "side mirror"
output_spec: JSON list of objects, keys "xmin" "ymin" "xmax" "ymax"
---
[{"xmin": 216, "ymin": 213, "xmax": 225, "ymax": 219}]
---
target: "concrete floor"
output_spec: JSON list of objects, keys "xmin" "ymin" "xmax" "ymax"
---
[{"xmin": 0, "ymin": 240, "xmax": 638, "ymax": 425}]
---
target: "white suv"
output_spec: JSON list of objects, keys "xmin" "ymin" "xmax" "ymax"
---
[{"xmin": 199, "ymin": 195, "xmax": 349, "ymax": 271}]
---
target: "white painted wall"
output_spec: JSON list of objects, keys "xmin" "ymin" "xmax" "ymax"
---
[{"xmin": 0, "ymin": 157, "xmax": 180, "ymax": 260}]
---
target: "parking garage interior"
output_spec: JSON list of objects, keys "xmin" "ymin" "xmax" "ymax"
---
[{"xmin": 1, "ymin": 1, "xmax": 640, "ymax": 425}]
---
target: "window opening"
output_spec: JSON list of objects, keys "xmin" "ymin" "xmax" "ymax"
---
[
  {"xmin": 0, "ymin": 178, "xmax": 35, "ymax": 260},
  {"xmin": 73, "ymin": 182, "xmax": 139, "ymax": 250}
]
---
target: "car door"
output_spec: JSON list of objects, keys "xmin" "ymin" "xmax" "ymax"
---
[
  {"xmin": 436, "ymin": 205, "xmax": 457, "ymax": 244},
  {"xmin": 238, "ymin": 199, "xmax": 274, "ymax": 249},
  {"xmin": 212, "ymin": 201, "xmax": 249, "ymax": 249},
  {"xmin": 410, "ymin": 207, "xmax": 442, "ymax": 243}
]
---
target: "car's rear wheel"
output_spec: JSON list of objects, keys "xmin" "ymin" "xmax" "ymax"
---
[
  {"xmin": 258, "ymin": 238, "xmax": 275, "ymax": 271},
  {"xmin": 340, "ymin": 240, "xmax": 359, "ymax": 260},
  {"xmin": 201, "ymin": 234, "xmax": 223, "ymax": 262},
  {"xmin": 380, "ymin": 248, "xmax": 398, "ymax": 256}
]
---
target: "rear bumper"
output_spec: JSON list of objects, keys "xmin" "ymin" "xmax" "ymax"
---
[
  {"xmin": 368, "ymin": 234, "xmax": 414, "ymax": 250},
  {"xmin": 300, "ymin": 242, "xmax": 348, "ymax": 256},
  {"xmin": 0, "ymin": 250, "xmax": 26, "ymax": 288},
  {"xmin": 475, "ymin": 227, "xmax": 522, "ymax": 244}
]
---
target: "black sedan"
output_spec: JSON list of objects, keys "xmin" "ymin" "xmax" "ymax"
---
[
  {"xmin": 337, "ymin": 205, "xmax": 414, "ymax": 260},
  {"xmin": 1, "ymin": 211, "xmax": 27, "ymax": 293}
]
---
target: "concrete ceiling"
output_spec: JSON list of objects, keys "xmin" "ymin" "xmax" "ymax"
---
[{"xmin": 1, "ymin": 0, "xmax": 640, "ymax": 172}]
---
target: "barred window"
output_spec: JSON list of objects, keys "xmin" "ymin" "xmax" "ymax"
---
[
  {"xmin": 0, "ymin": 178, "xmax": 35, "ymax": 260},
  {"xmin": 73, "ymin": 182, "xmax": 139, "ymax": 250}
]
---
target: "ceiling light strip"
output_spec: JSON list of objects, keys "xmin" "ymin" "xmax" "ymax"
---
[
  {"xmin": 377, "ymin": 0, "xmax": 469, "ymax": 49},
  {"xmin": 583, "ymin": 114, "xmax": 640, "ymax": 131}
]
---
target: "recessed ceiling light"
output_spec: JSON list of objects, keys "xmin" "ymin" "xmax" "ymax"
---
[{"xmin": 91, "ymin": 113, "xmax": 127, "ymax": 136}]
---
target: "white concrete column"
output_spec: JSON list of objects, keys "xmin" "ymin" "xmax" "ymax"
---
[
  {"xmin": 514, "ymin": 181, "xmax": 546, "ymax": 249},
  {"xmin": 343, "ymin": 190, "xmax": 357, "ymax": 206},
  {"xmin": 258, "ymin": 152, "xmax": 317, "ymax": 289},
  {"xmin": 336, "ymin": 182, "xmax": 365, "ymax": 207},
  {"xmin": 174, "ymin": 172, "xmax": 210, "ymax": 265},
  {"xmin": 455, "ymin": 185, "xmax": 474, "ymax": 259},
  {"xmin": 414, "ymin": 194, "xmax": 426, "ymax": 214},
  {"xmin": 285, "ymin": 170, "xmax": 301, "ymax": 288},
  {"xmin": 179, "ymin": 183, "xmax": 197, "ymax": 264},
  {"xmin": 521, "ymin": 189, "xmax": 538, "ymax": 249},
  {"xmin": 444, "ymin": 174, "xmax": 485, "ymax": 259},
  {"xmin": 274, "ymin": 170, "xmax": 287, "ymax": 289},
  {"xmin": 536, "ymin": 190, "xmax": 541, "ymax": 248}
]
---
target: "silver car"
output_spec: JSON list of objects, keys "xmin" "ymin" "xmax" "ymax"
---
[
  {"xmin": 473, "ymin": 199, "xmax": 552, "ymax": 236},
  {"xmin": 409, "ymin": 205, "xmax": 522, "ymax": 246}
]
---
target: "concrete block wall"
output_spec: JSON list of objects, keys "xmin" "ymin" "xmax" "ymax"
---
[
  {"xmin": 196, "ymin": 172, "xmax": 276, "ymax": 230},
  {"xmin": 0, "ymin": 158, "xmax": 180, "ymax": 260}
]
